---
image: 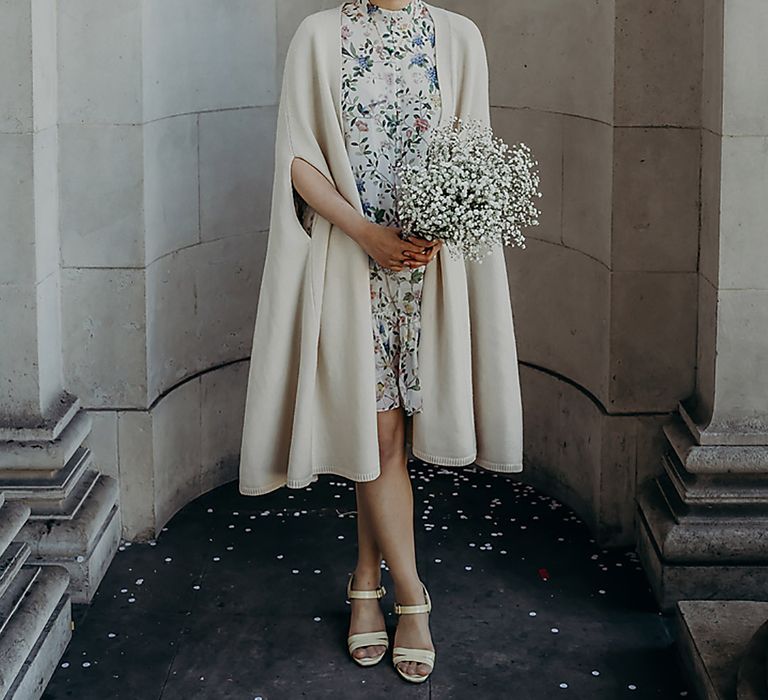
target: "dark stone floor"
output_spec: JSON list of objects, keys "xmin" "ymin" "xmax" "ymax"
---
[{"xmin": 43, "ymin": 460, "xmax": 693, "ymax": 699}]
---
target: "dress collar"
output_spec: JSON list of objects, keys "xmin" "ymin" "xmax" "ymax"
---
[{"xmin": 356, "ymin": 0, "xmax": 423, "ymax": 18}]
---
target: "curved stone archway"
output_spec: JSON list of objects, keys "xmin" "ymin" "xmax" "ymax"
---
[{"xmin": 1, "ymin": 0, "xmax": 708, "ymax": 555}]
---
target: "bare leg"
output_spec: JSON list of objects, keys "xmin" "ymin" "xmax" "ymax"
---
[
  {"xmin": 347, "ymin": 481, "xmax": 387, "ymax": 661},
  {"xmin": 353, "ymin": 406, "xmax": 434, "ymax": 678}
]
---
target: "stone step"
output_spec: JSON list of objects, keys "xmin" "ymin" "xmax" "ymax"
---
[
  {"xmin": 736, "ymin": 618, "xmax": 768, "ymax": 699},
  {"xmin": 0, "ymin": 564, "xmax": 71, "ymax": 700},
  {"xmin": 0, "ymin": 501, "xmax": 31, "ymax": 553},
  {"xmin": 675, "ymin": 600, "xmax": 768, "ymax": 700},
  {"xmin": 0, "ymin": 542, "xmax": 31, "ymax": 602},
  {"xmin": 18, "ymin": 472, "xmax": 121, "ymax": 603}
]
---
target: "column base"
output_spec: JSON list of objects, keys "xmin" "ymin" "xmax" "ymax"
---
[
  {"xmin": 636, "ymin": 412, "xmax": 768, "ymax": 612},
  {"xmin": 1, "ymin": 408, "xmax": 121, "ymax": 603}
]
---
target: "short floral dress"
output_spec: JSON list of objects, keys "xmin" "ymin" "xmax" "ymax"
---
[{"xmin": 339, "ymin": 0, "xmax": 442, "ymax": 416}]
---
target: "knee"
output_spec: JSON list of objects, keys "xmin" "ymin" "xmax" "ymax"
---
[{"xmin": 378, "ymin": 427, "xmax": 406, "ymax": 468}]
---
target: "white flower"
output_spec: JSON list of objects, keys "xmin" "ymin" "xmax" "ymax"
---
[{"xmin": 395, "ymin": 116, "xmax": 541, "ymax": 262}]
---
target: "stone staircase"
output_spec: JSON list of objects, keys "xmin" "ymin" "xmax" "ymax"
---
[
  {"xmin": 0, "ymin": 493, "xmax": 72, "ymax": 700},
  {"xmin": 0, "ymin": 400, "xmax": 122, "ymax": 699}
]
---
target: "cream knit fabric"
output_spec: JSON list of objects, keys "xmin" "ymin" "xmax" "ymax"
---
[{"xmin": 239, "ymin": 2, "xmax": 523, "ymax": 496}]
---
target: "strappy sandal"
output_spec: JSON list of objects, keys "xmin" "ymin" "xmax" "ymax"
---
[
  {"xmin": 346, "ymin": 572, "xmax": 389, "ymax": 667},
  {"xmin": 392, "ymin": 582, "xmax": 435, "ymax": 683}
]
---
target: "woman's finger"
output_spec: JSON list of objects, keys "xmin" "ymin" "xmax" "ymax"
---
[
  {"xmin": 405, "ymin": 234, "xmax": 439, "ymax": 248},
  {"xmin": 403, "ymin": 251, "xmax": 431, "ymax": 264},
  {"xmin": 401, "ymin": 238, "xmax": 438, "ymax": 254}
]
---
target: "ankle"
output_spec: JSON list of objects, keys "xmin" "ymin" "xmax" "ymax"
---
[
  {"xmin": 351, "ymin": 566, "xmax": 382, "ymax": 590},
  {"xmin": 393, "ymin": 575, "xmax": 426, "ymax": 603}
]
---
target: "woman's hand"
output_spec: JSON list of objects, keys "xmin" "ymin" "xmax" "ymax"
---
[{"xmin": 359, "ymin": 222, "xmax": 442, "ymax": 271}]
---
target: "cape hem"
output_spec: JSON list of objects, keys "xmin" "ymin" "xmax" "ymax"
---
[
  {"xmin": 411, "ymin": 446, "xmax": 524, "ymax": 473},
  {"xmin": 238, "ymin": 465, "xmax": 383, "ymax": 496},
  {"xmin": 238, "ymin": 454, "xmax": 524, "ymax": 497},
  {"xmin": 475, "ymin": 457, "xmax": 524, "ymax": 473}
]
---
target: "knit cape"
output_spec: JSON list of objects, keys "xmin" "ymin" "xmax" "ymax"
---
[{"xmin": 239, "ymin": 2, "xmax": 524, "ymax": 496}]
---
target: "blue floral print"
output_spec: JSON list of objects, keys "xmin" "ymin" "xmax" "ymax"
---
[{"xmin": 341, "ymin": 0, "xmax": 442, "ymax": 416}]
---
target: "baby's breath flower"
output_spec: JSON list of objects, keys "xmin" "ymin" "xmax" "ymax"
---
[{"xmin": 396, "ymin": 115, "xmax": 541, "ymax": 262}]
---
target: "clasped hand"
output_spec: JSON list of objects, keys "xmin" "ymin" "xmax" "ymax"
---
[{"xmin": 360, "ymin": 222, "xmax": 442, "ymax": 272}]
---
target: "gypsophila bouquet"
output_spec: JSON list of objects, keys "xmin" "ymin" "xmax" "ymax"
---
[{"xmin": 395, "ymin": 116, "xmax": 542, "ymax": 263}]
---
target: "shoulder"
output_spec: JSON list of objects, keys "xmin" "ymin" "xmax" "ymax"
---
[
  {"xmin": 291, "ymin": 6, "xmax": 339, "ymax": 41},
  {"xmin": 428, "ymin": 4, "xmax": 485, "ymax": 53},
  {"xmin": 285, "ymin": 6, "xmax": 339, "ymax": 65},
  {"xmin": 429, "ymin": 4, "xmax": 484, "ymax": 45}
]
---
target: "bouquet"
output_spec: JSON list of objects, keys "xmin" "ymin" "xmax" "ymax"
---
[{"xmin": 395, "ymin": 116, "xmax": 542, "ymax": 263}]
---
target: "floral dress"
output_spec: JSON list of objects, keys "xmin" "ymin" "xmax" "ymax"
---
[{"xmin": 339, "ymin": 0, "xmax": 442, "ymax": 416}]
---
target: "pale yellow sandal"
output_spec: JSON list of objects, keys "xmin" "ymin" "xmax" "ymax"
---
[
  {"xmin": 392, "ymin": 583, "xmax": 435, "ymax": 683},
  {"xmin": 346, "ymin": 572, "xmax": 389, "ymax": 667}
]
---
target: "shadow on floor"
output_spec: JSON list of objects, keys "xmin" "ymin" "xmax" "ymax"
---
[{"xmin": 42, "ymin": 460, "xmax": 692, "ymax": 699}]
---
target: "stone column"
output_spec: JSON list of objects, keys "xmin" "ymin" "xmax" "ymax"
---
[
  {"xmin": 0, "ymin": 0, "xmax": 120, "ymax": 613},
  {"xmin": 636, "ymin": 0, "xmax": 768, "ymax": 611}
]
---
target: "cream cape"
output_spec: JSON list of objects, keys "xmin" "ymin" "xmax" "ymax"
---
[{"xmin": 238, "ymin": 2, "xmax": 524, "ymax": 496}]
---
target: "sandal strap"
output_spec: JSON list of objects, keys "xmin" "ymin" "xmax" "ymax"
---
[
  {"xmin": 348, "ymin": 630, "xmax": 389, "ymax": 653},
  {"xmin": 393, "ymin": 601, "xmax": 430, "ymax": 615},
  {"xmin": 346, "ymin": 572, "xmax": 386, "ymax": 600},
  {"xmin": 393, "ymin": 583, "xmax": 431, "ymax": 615},
  {"xmin": 392, "ymin": 646, "xmax": 435, "ymax": 669}
]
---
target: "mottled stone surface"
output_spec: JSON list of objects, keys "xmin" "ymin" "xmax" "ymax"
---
[{"xmin": 675, "ymin": 600, "xmax": 768, "ymax": 700}]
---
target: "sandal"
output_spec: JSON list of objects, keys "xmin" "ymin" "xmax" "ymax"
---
[
  {"xmin": 346, "ymin": 572, "xmax": 389, "ymax": 667},
  {"xmin": 392, "ymin": 582, "xmax": 435, "ymax": 683}
]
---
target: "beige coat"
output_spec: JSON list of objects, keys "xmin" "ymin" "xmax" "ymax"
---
[{"xmin": 238, "ymin": 2, "xmax": 524, "ymax": 496}]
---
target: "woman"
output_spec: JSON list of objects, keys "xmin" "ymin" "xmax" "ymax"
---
[{"xmin": 239, "ymin": 0, "xmax": 524, "ymax": 685}]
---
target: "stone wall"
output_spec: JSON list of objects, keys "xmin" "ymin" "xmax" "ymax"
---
[
  {"xmin": 458, "ymin": 0, "xmax": 704, "ymax": 544},
  {"xmin": 4, "ymin": 0, "xmax": 709, "ymax": 547},
  {"xmin": 58, "ymin": 1, "xmax": 284, "ymax": 539}
]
